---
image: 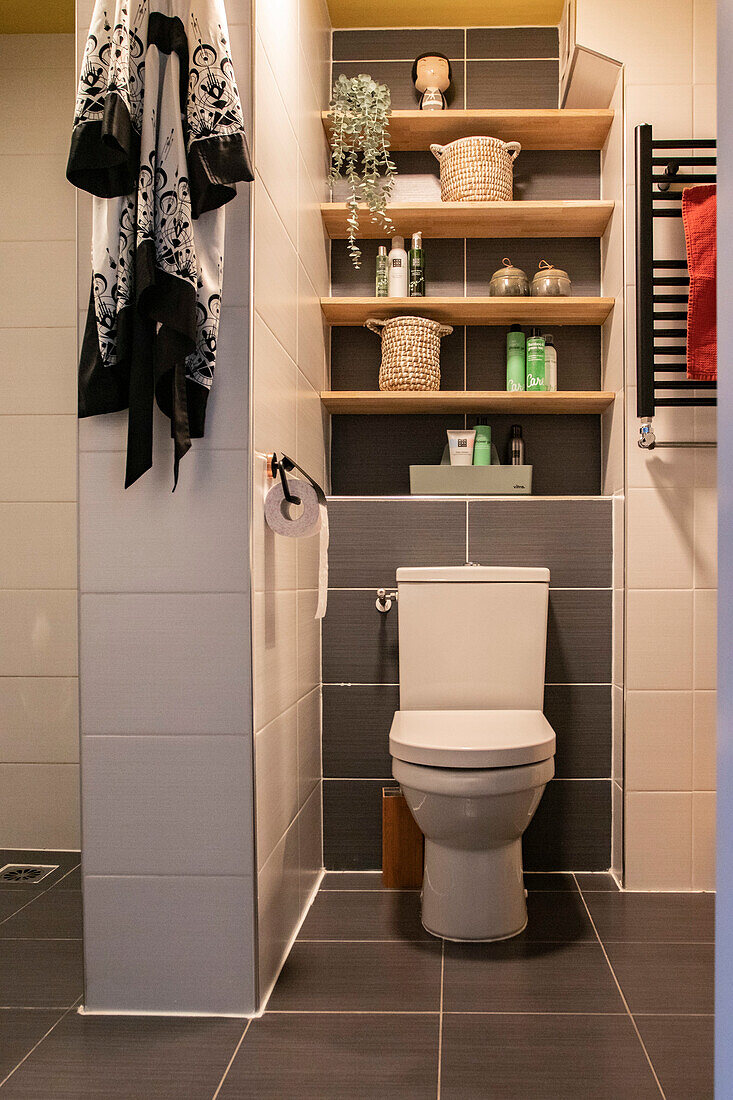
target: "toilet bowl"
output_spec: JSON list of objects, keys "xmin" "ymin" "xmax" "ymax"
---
[{"xmin": 388, "ymin": 566, "xmax": 556, "ymax": 941}]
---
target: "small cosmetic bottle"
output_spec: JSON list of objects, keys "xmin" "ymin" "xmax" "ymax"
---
[
  {"xmin": 409, "ymin": 232, "xmax": 425, "ymax": 296},
  {"xmin": 525, "ymin": 329, "xmax": 546, "ymax": 391},
  {"xmin": 543, "ymin": 334, "xmax": 557, "ymax": 391},
  {"xmin": 376, "ymin": 246, "xmax": 389, "ymax": 297},
  {"xmin": 388, "ymin": 236, "xmax": 408, "ymax": 297},
  {"xmin": 509, "ymin": 424, "xmax": 525, "ymax": 466}
]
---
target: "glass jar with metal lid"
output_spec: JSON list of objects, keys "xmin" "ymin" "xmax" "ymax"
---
[
  {"xmin": 488, "ymin": 258, "xmax": 530, "ymax": 297},
  {"xmin": 531, "ymin": 259, "xmax": 572, "ymax": 297}
]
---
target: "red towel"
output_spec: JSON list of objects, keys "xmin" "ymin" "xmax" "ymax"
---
[{"xmin": 682, "ymin": 184, "xmax": 717, "ymax": 381}]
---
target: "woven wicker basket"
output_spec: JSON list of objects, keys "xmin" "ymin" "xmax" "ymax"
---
[
  {"xmin": 365, "ymin": 315, "xmax": 453, "ymax": 391},
  {"xmin": 430, "ymin": 136, "xmax": 521, "ymax": 202}
]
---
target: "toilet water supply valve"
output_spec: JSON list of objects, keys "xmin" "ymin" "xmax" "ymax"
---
[{"xmin": 376, "ymin": 588, "xmax": 398, "ymax": 612}]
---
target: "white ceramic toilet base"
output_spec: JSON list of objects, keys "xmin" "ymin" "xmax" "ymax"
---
[{"xmin": 420, "ymin": 837, "xmax": 528, "ymax": 942}]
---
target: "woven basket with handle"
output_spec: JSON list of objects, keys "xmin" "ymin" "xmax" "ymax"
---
[
  {"xmin": 366, "ymin": 315, "xmax": 453, "ymax": 391},
  {"xmin": 430, "ymin": 136, "xmax": 521, "ymax": 202}
]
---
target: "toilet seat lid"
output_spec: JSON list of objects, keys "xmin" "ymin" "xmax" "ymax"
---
[{"xmin": 389, "ymin": 709, "xmax": 556, "ymax": 768}]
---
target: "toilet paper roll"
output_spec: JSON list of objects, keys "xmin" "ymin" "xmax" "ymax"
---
[{"xmin": 264, "ymin": 477, "xmax": 329, "ymax": 619}]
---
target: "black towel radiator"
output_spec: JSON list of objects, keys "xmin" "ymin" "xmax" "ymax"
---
[{"xmin": 634, "ymin": 123, "xmax": 717, "ymax": 449}]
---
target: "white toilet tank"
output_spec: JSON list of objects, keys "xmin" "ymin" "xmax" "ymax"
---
[{"xmin": 396, "ymin": 565, "xmax": 550, "ymax": 711}]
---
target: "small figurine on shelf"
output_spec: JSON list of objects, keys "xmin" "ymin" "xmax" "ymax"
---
[{"xmin": 412, "ymin": 52, "xmax": 453, "ymax": 110}]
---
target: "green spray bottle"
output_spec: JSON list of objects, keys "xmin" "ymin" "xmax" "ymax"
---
[
  {"xmin": 506, "ymin": 325, "xmax": 526, "ymax": 392},
  {"xmin": 473, "ymin": 418, "xmax": 492, "ymax": 465}
]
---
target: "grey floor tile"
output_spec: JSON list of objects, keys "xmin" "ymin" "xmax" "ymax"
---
[
  {"xmin": 0, "ymin": 890, "xmax": 37, "ymax": 923},
  {"xmin": 0, "ymin": 891, "xmax": 82, "ymax": 940},
  {"xmin": 300, "ymin": 888, "xmax": 427, "ymax": 941},
  {"xmin": 0, "ymin": 1012, "xmax": 246, "ymax": 1099},
  {"xmin": 520, "ymin": 891, "xmax": 595, "ymax": 942},
  {"xmin": 55, "ymin": 866, "xmax": 81, "ymax": 890},
  {"xmin": 0, "ymin": 940, "xmax": 83, "ymax": 1007},
  {"xmin": 266, "ymin": 941, "xmax": 442, "ymax": 1012},
  {"xmin": 523, "ymin": 872, "xmax": 578, "ymax": 891},
  {"xmin": 442, "ymin": 940, "xmax": 625, "ymax": 1013},
  {"xmin": 219, "ymin": 1013, "xmax": 440, "ymax": 1099},
  {"xmin": 585, "ymin": 892, "xmax": 714, "ymax": 943},
  {"xmin": 440, "ymin": 1013, "xmax": 660, "ymax": 1099},
  {"xmin": 635, "ymin": 1014, "xmax": 714, "ymax": 1100},
  {"xmin": 321, "ymin": 872, "xmax": 385, "ymax": 890},
  {"xmin": 605, "ymin": 943, "xmax": 714, "ymax": 1014},
  {"xmin": 575, "ymin": 872, "xmax": 619, "ymax": 892},
  {"xmin": 0, "ymin": 852, "xmax": 79, "ymax": 891},
  {"xmin": 0, "ymin": 1009, "xmax": 65, "ymax": 1083}
]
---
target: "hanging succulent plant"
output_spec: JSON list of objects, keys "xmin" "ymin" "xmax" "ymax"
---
[{"xmin": 328, "ymin": 73, "xmax": 397, "ymax": 268}]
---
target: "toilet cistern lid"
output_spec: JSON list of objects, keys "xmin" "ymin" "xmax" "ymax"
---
[{"xmin": 389, "ymin": 709, "xmax": 556, "ymax": 768}]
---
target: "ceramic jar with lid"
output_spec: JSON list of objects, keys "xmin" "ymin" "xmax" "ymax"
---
[
  {"xmin": 531, "ymin": 260, "xmax": 572, "ymax": 297},
  {"xmin": 488, "ymin": 258, "xmax": 530, "ymax": 297}
]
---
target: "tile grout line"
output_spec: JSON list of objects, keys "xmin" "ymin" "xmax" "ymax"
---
[
  {"xmin": 0, "ymin": 996, "xmax": 82, "ymax": 1091},
  {"xmin": 0, "ymin": 863, "xmax": 81, "ymax": 929},
  {"xmin": 437, "ymin": 938, "xmax": 445, "ymax": 1099},
  {"xmin": 209, "ymin": 1019, "xmax": 252, "ymax": 1100},
  {"xmin": 573, "ymin": 875, "xmax": 667, "ymax": 1099}
]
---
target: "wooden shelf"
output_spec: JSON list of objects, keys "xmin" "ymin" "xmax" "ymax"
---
[
  {"xmin": 320, "ymin": 296, "xmax": 615, "ymax": 327},
  {"xmin": 322, "ymin": 108, "xmax": 614, "ymax": 151},
  {"xmin": 321, "ymin": 200, "xmax": 614, "ymax": 239},
  {"xmin": 320, "ymin": 391, "xmax": 616, "ymax": 415}
]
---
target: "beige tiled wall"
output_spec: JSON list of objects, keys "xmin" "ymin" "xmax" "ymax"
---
[
  {"xmin": 578, "ymin": 0, "xmax": 717, "ymax": 890},
  {"xmin": 0, "ymin": 34, "xmax": 80, "ymax": 850},
  {"xmin": 252, "ymin": 0, "xmax": 331, "ymax": 1001}
]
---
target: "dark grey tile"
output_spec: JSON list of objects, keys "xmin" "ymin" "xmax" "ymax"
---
[
  {"xmin": 524, "ymin": 779, "xmax": 611, "ymax": 871},
  {"xmin": 441, "ymin": 1013, "xmax": 660, "ymax": 1100},
  {"xmin": 330, "ymin": 323, "xmax": 465, "ymax": 391},
  {"xmin": 0, "ymin": 1011, "xmax": 246, "ymax": 1100},
  {"xmin": 524, "ymin": 872, "xmax": 578, "ymax": 891},
  {"xmin": 466, "ymin": 237, "xmax": 600, "ymax": 296},
  {"xmin": 331, "ymin": 237, "xmax": 465, "ymax": 298},
  {"xmin": 466, "ymin": 59, "xmax": 559, "ymax": 109},
  {"xmin": 465, "ymin": 325, "xmax": 601, "ymax": 391},
  {"xmin": 330, "ymin": 414, "xmax": 466, "ymax": 496},
  {"xmin": 0, "ymin": 852, "xmax": 79, "ymax": 891},
  {"xmin": 323, "ymin": 780, "xmax": 384, "ymax": 870},
  {"xmin": 333, "ymin": 60, "xmax": 465, "ymax": 111},
  {"xmin": 0, "ymin": 891, "xmax": 82, "ymax": 939},
  {"xmin": 321, "ymin": 871, "xmax": 386, "ymax": 890},
  {"xmin": 586, "ymin": 892, "xmax": 715, "ymax": 943},
  {"xmin": 0, "ymin": 1009, "xmax": 65, "ymax": 1082},
  {"xmin": 328, "ymin": 498, "xmax": 466, "ymax": 588},
  {"xmin": 0, "ymin": 940, "xmax": 82, "ymax": 1007},
  {"xmin": 334, "ymin": 28, "xmax": 465, "ymax": 61},
  {"xmin": 635, "ymin": 1015, "xmax": 714, "ymax": 1100},
  {"xmin": 546, "ymin": 589, "xmax": 612, "ymax": 684},
  {"xmin": 575, "ymin": 872, "xmax": 619, "ymax": 892},
  {"xmin": 56, "ymin": 866, "xmax": 81, "ymax": 890},
  {"xmin": 323, "ymin": 591, "xmax": 399, "ymax": 685},
  {"xmin": 514, "ymin": 150, "xmax": 600, "ymax": 200},
  {"xmin": 467, "ymin": 27, "xmax": 559, "ymax": 59},
  {"xmin": 442, "ymin": 940, "xmax": 624, "ymax": 1012},
  {"xmin": 520, "ymin": 890, "xmax": 594, "ymax": 942},
  {"xmin": 468, "ymin": 499, "xmax": 612, "ymax": 588},
  {"xmin": 323, "ymin": 685, "xmax": 399, "ymax": 778},
  {"xmin": 604, "ymin": 943, "xmax": 714, "ymax": 1014},
  {"xmin": 0, "ymin": 889, "xmax": 36, "ymax": 922},
  {"xmin": 544, "ymin": 684, "xmax": 612, "ymax": 779},
  {"xmin": 221, "ymin": 1013, "xmax": 440, "ymax": 1099},
  {"xmin": 267, "ymin": 940, "xmax": 442, "ymax": 1011},
  {"xmin": 299, "ymin": 888, "xmax": 428, "ymax": 940}
]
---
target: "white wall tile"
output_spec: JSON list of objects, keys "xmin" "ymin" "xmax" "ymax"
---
[
  {"xmin": 693, "ymin": 84, "xmax": 717, "ymax": 138},
  {"xmin": 252, "ymin": 589, "xmax": 299, "ymax": 730},
  {"xmin": 0, "ymin": 157, "xmax": 75, "ymax": 242},
  {"xmin": 253, "ymin": 313, "xmax": 298, "ymax": 459},
  {"xmin": 694, "ymin": 487, "xmax": 718, "ymax": 588},
  {"xmin": 2, "ymin": 242, "xmax": 76, "ymax": 328},
  {"xmin": 626, "ymin": 389, "xmax": 696, "ymax": 489},
  {"xmin": 0, "ymin": 678, "xmax": 79, "ymax": 763},
  {"xmin": 255, "ymin": 704, "xmax": 299, "ymax": 870},
  {"xmin": 601, "ymin": 390, "xmax": 624, "ymax": 497},
  {"xmin": 694, "ymin": 588, "xmax": 717, "ymax": 690},
  {"xmin": 296, "ymin": 370, "xmax": 328, "ymax": 491},
  {"xmin": 297, "ymin": 687, "xmax": 321, "ymax": 808},
  {"xmin": 297, "ymin": 44, "xmax": 330, "ymax": 202},
  {"xmin": 577, "ymin": 0, "xmax": 693, "ymax": 86},
  {"xmin": 693, "ymin": 690, "xmax": 716, "ymax": 791},
  {"xmin": 253, "ymin": 180, "xmax": 298, "ymax": 362},
  {"xmin": 693, "ymin": 0, "xmax": 717, "ymax": 85},
  {"xmin": 0, "ymin": 590, "xmax": 78, "ymax": 677},
  {"xmin": 299, "ymin": 0, "xmax": 332, "ymax": 108},
  {"xmin": 257, "ymin": 820, "xmax": 300, "ymax": 998},
  {"xmin": 0, "ymin": 55, "xmax": 75, "ymax": 155},
  {"xmin": 297, "ymin": 588, "xmax": 321, "ymax": 698},
  {"xmin": 255, "ymin": 38, "xmax": 298, "ymax": 248},
  {"xmin": 692, "ymin": 791, "xmax": 716, "ymax": 890},
  {"xmin": 0, "ymin": 504, "xmax": 77, "ymax": 589},
  {"xmin": 625, "ymin": 791, "xmax": 692, "ymax": 890},
  {"xmin": 626, "ymin": 590, "xmax": 693, "ymax": 690},
  {"xmin": 256, "ymin": 0, "xmax": 299, "ymax": 123},
  {"xmin": 222, "ymin": 188, "xmax": 251, "ymax": 309},
  {"xmin": 611, "ymin": 780, "xmax": 622, "ymax": 879},
  {"xmin": 297, "ymin": 261, "xmax": 328, "ymax": 395},
  {"xmin": 298, "ymin": 153, "xmax": 330, "ymax": 298},
  {"xmin": 0, "ymin": 416, "xmax": 77, "ymax": 502},
  {"xmin": 625, "ymin": 690, "xmax": 693, "ymax": 791},
  {"xmin": 298, "ymin": 780, "xmax": 323, "ymax": 908},
  {"xmin": 612, "ymin": 685, "xmax": 623, "ymax": 783},
  {"xmin": 626, "ymin": 489, "xmax": 694, "ymax": 589},
  {"xmin": 0, "ymin": 328, "xmax": 77, "ymax": 415},
  {"xmin": 0, "ymin": 764, "xmax": 80, "ymax": 849}
]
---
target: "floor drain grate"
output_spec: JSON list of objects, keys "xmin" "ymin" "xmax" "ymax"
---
[{"xmin": 0, "ymin": 864, "xmax": 58, "ymax": 884}]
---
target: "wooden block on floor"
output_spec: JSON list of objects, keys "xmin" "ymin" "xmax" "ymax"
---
[{"xmin": 382, "ymin": 787, "xmax": 424, "ymax": 889}]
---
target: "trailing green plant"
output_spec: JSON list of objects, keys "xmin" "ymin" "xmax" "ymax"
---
[{"xmin": 329, "ymin": 73, "xmax": 397, "ymax": 268}]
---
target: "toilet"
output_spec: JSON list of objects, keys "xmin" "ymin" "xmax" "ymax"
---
[{"xmin": 389, "ymin": 565, "xmax": 556, "ymax": 941}]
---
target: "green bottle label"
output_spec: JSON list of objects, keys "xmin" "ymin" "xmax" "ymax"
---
[
  {"xmin": 526, "ymin": 338, "xmax": 547, "ymax": 391},
  {"xmin": 409, "ymin": 250, "xmax": 425, "ymax": 296},
  {"xmin": 376, "ymin": 256, "xmax": 389, "ymax": 297}
]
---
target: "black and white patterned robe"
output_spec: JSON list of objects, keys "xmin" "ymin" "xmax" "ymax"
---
[{"xmin": 68, "ymin": 0, "xmax": 253, "ymax": 487}]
